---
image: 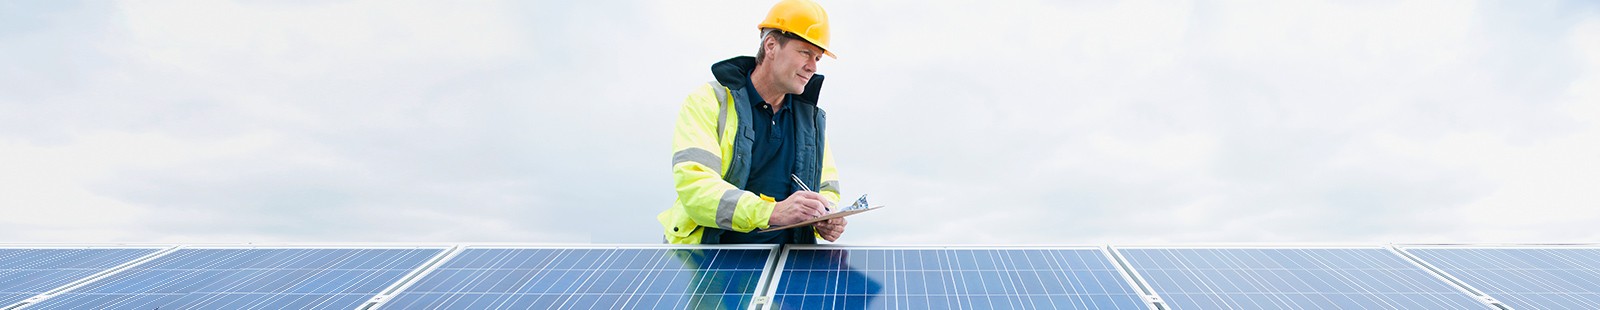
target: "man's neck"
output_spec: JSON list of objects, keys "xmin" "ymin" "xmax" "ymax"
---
[{"xmin": 749, "ymin": 65, "xmax": 787, "ymax": 112}]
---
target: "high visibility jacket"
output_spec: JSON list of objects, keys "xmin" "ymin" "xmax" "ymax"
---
[{"xmin": 659, "ymin": 56, "xmax": 841, "ymax": 244}]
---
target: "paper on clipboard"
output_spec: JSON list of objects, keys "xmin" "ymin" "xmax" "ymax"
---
[{"xmin": 759, "ymin": 194, "xmax": 883, "ymax": 232}]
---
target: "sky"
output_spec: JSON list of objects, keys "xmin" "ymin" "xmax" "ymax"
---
[{"xmin": 1, "ymin": 0, "xmax": 1597, "ymax": 245}]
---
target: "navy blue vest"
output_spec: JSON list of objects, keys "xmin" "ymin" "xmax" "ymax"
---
[{"xmin": 700, "ymin": 56, "xmax": 827, "ymax": 244}]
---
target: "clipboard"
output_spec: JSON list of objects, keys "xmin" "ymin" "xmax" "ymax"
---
[
  {"xmin": 764, "ymin": 178, "xmax": 883, "ymax": 232},
  {"xmin": 759, "ymin": 205, "xmax": 884, "ymax": 232}
]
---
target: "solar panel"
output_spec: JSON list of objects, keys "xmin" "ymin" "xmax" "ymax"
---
[
  {"xmin": 19, "ymin": 243, "xmax": 1600, "ymax": 310},
  {"xmin": 1403, "ymin": 246, "xmax": 1600, "ymax": 309},
  {"xmin": 23, "ymin": 246, "xmax": 446, "ymax": 309},
  {"xmin": 0, "ymin": 247, "xmax": 162, "ymax": 308},
  {"xmin": 1115, "ymin": 247, "xmax": 1491, "ymax": 309},
  {"xmin": 766, "ymin": 246, "xmax": 1150, "ymax": 309},
  {"xmin": 377, "ymin": 245, "xmax": 778, "ymax": 309}
]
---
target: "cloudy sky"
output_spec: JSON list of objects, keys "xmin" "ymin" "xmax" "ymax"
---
[{"xmin": 2, "ymin": 0, "xmax": 1597, "ymax": 245}]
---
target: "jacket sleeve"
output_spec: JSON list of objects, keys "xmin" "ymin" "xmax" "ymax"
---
[
  {"xmin": 818, "ymin": 140, "xmax": 842, "ymax": 206},
  {"xmin": 671, "ymin": 83, "xmax": 775, "ymax": 233},
  {"xmin": 815, "ymin": 137, "xmax": 843, "ymax": 241}
]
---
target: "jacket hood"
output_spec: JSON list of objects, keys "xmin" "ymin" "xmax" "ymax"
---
[{"xmin": 710, "ymin": 56, "xmax": 825, "ymax": 106}]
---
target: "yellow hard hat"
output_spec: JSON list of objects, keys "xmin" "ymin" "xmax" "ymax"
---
[{"xmin": 757, "ymin": 0, "xmax": 835, "ymax": 58}]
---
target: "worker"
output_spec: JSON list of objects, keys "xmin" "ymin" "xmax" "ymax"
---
[{"xmin": 659, "ymin": 0, "xmax": 846, "ymax": 244}]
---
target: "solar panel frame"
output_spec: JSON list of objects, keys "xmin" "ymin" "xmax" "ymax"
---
[
  {"xmin": 17, "ymin": 243, "xmax": 452, "ymax": 310},
  {"xmin": 0, "ymin": 244, "xmax": 174, "ymax": 309},
  {"xmin": 1397, "ymin": 243, "xmax": 1600, "ymax": 309},
  {"xmin": 1111, "ymin": 244, "xmax": 1499, "ymax": 310},
  {"xmin": 372, "ymin": 244, "xmax": 782, "ymax": 310},
  {"xmin": 30, "ymin": 243, "xmax": 1600, "ymax": 309},
  {"xmin": 364, "ymin": 244, "xmax": 469, "ymax": 308},
  {"xmin": 764, "ymin": 245, "xmax": 1157, "ymax": 310}
]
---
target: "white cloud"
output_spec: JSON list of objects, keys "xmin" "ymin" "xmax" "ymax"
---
[
  {"xmin": 0, "ymin": 0, "xmax": 1596, "ymax": 245},
  {"xmin": 825, "ymin": 0, "xmax": 1599, "ymax": 244},
  {"xmin": 0, "ymin": 131, "xmax": 275, "ymax": 240},
  {"xmin": 1442, "ymin": 16, "xmax": 1600, "ymax": 242}
]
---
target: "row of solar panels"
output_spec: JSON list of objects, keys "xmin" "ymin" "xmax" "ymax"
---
[{"xmin": 1, "ymin": 244, "xmax": 1597, "ymax": 309}]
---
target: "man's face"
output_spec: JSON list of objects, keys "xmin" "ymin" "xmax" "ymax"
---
[{"xmin": 765, "ymin": 37, "xmax": 824, "ymax": 95}]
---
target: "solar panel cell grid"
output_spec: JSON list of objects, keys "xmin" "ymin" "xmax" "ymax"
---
[
  {"xmin": 0, "ymin": 248, "xmax": 159, "ymax": 307},
  {"xmin": 17, "ymin": 244, "xmax": 1600, "ymax": 310},
  {"xmin": 23, "ymin": 247, "xmax": 443, "ymax": 310},
  {"xmin": 769, "ymin": 247, "xmax": 1149, "ymax": 310},
  {"xmin": 1117, "ymin": 248, "xmax": 1491, "ymax": 310},
  {"xmin": 380, "ymin": 247, "xmax": 775, "ymax": 310},
  {"xmin": 1405, "ymin": 247, "xmax": 1600, "ymax": 309}
]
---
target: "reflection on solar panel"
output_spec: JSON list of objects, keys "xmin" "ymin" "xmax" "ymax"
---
[
  {"xmin": 25, "ymin": 247, "xmax": 444, "ymax": 310},
  {"xmin": 1116, "ymin": 247, "xmax": 1490, "ymax": 309},
  {"xmin": 379, "ymin": 246, "xmax": 777, "ymax": 310},
  {"xmin": 1404, "ymin": 246, "xmax": 1600, "ymax": 309},
  {"xmin": 16, "ymin": 243, "xmax": 1600, "ymax": 310},
  {"xmin": 0, "ymin": 247, "xmax": 160, "ymax": 307},
  {"xmin": 767, "ymin": 246, "xmax": 1149, "ymax": 310}
]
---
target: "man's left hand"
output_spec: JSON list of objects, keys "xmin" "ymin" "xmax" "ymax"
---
[{"xmin": 815, "ymin": 217, "xmax": 847, "ymax": 242}]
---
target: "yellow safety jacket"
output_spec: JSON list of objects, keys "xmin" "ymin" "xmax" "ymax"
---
[{"xmin": 659, "ymin": 56, "xmax": 841, "ymax": 244}]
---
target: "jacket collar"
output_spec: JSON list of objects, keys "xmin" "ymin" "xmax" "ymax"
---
[{"xmin": 710, "ymin": 56, "xmax": 825, "ymax": 106}]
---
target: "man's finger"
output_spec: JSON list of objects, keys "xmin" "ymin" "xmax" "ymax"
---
[
  {"xmin": 800, "ymin": 200, "xmax": 826, "ymax": 217},
  {"xmin": 817, "ymin": 218, "xmax": 844, "ymax": 242},
  {"xmin": 789, "ymin": 200, "xmax": 809, "ymax": 213},
  {"xmin": 791, "ymin": 192, "xmax": 834, "ymax": 211}
]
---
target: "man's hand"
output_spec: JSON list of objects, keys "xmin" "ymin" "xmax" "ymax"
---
[
  {"xmin": 768, "ymin": 191, "xmax": 829, "ymax": 227},
  {"xmin": 816, "ymin": 217, "xmax": 846, "ymax": 242}
]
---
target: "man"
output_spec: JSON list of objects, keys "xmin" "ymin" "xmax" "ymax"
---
[{"xmin": 659, "ymin": 0, "xmax": 846, "ymax": 244}]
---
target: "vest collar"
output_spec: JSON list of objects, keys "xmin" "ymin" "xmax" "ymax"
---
[{"xmin": 710, "ymin": 56, "xmax": 825, "ymax": 107}]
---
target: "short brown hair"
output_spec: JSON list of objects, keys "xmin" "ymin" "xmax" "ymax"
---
[{"xmin": 754, "ymin": 29, "xmax": 801, "ymax": 66}]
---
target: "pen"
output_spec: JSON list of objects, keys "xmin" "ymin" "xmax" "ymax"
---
[{"xmin": 790, "ymin": 174, "xmax": 831, "ymax": 212}]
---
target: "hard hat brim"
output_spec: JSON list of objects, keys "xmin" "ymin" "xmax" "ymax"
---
[
  {"xmin": 760, "ymin": 26, "xmax": 836, "ymax": 59},
  {"xmin": 796, "ymin": 35, "xmax": 835, "ymax": 59}
]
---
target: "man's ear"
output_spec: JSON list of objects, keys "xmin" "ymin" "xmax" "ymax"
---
[{"xmin": 763, "ymin": 36, "xmax": 779, "ymax": 61}]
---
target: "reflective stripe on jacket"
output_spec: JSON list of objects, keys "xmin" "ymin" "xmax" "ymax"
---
[{"xmin": 659, "ymin": 56, "xmax": 841, "ymax": 244}]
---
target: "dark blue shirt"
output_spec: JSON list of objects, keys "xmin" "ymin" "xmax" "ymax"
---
[
  {"xmin": 744, "ymin": 82, "xmax": 798, "ymax": 201},
  {"xmin": 720, "ymin": 75, "xmax": 799, "ymax": 244}
]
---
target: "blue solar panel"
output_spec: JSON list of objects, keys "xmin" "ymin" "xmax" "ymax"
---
[
  {"xmin": 0, "ymin": 247, "xmax": 160, "ymax": 307},
  {"xmin": 768, "ymin": 246, "xmax": 1149, "ymax": 310},
  {"xmin": 1405, "ymin": 246, "xmax": 1600, "ymax": 309},
  {"xmin": 1117, "ymin": 247, "xmax": 1490, "ymax": 309},
  {"xmin": 379, "ymin": 246, "xmax": 777, "ymax": 309},
  {"xmin": 25, "ymin": 247, "xmax": 444, "ymax": 309}
]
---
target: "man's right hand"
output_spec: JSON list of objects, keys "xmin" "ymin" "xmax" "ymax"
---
[{"xmin": 768, "ymin": 191, "xmax": 830, "ymax": 227}]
